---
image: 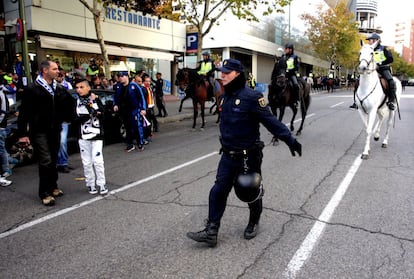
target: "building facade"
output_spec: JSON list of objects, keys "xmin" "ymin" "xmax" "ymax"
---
[{"xmin": 1, "ymin": 0, "xmax": 187, "ymax": 93}]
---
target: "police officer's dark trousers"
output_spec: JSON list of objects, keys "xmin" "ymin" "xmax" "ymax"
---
[
  {"xmin": 289, "ymin": 74, "xmax": 300, "ymax": 103},
  {"xmin": 209, "ymin": 148, "xmax": 263, "ymax": 226},
  {"xmin": 379, "ymin": 67, "xmax": 396, "ymax": 108}
]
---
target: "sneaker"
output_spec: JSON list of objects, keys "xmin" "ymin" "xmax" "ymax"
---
[
  {"xmin": 42, "ymin": 196, "xmax": 55, "ymax": 206},
  {"xmin": 0, "ymin": 177, "xmax": 12, "ymax": 187},
  {"xmin": 143, "ymin": 139, "xmax": 149, "ymax": 145},
  {"xmin": 52, "ymin": 188, "xmax": 64, "ymax": 197},
  {"xmin": 125, "ymin": 144, "xmax": 135, "ymax": 152},
  {"xmin": 57, "ymin": 165, "xmax": 70, "ymax": 173},
  {"xmin": 100, "ymin": 186, "xmax": 109, "ymax": 195},
  {"xmin": 2, "ymin": 169, "xmax": 12, "ymax": 178},
  {"xmin": 137, "ymin": 145, "xmax": 145, "ymax": 152},
  {"xmin": 88, "ymin": 186, "xmax": 98, "ymax": 194}
]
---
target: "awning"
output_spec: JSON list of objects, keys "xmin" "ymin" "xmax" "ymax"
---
[{"xmin": 39, "ymin": 35, "xmax": 175, "ymax": 61}]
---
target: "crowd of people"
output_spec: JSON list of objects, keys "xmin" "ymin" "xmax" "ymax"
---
[{"xmin": 0, "ymin": 59, "xmax": 168, "ymax": 205}]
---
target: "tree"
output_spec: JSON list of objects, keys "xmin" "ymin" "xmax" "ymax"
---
[
  {"xmin": 301, "ymin": 2, "xmax": 361, "ymax": 73},
  {"xmin": 175, "ymin": 0, "xmax": 292, "ymax": 60},
  {"xmin": 78, "ymin": 0, "xmax": 161, "ymax": 77}
]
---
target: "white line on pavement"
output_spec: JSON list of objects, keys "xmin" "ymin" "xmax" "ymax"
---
[
  {"xmin": 331, "ymin": 101, "xmax": 344, "ymax": 108},
  {"xmin": 283, "ymin": 155, "xmax": 363, "ymax": 279},
  {"xmin": 0, "ymin": 152, "xmax": 218, "ymax": 240}
]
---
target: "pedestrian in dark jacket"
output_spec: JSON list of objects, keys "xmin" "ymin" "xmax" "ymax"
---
[
  {"xmin": 152, "ymin": 72, "xmax": 168, "ymax": 117},
  {"xmin": 17, "ymin": 60, "xmax": 75, "ymax": 206}
]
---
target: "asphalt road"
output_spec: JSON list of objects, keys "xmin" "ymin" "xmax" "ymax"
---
[{"xmin": 1, "ymin": 86, "xmax": 414, "ymax": 278}]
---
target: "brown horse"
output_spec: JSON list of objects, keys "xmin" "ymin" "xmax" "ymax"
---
[
  {"xmin": 326, "ymin": 78, "xmax": 335, "ymax": 93},
  {"xmin": 268, "ymin": 74, "xmax": 311, "ymax": 137},
  {"xmin": 176, "ymin": 68, "xmax": 208, "ymax": 129}
]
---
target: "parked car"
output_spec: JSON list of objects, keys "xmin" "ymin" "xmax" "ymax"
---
[
  {"xmin": 6, "ymin": 89, "xmax": 125, "ymax": 165},
  {"xmin": 407, "ymin": 79, "xmax": 414, "ymax": 86}
]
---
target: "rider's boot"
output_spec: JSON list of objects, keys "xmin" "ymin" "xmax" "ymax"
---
[
  {"xmin": 187, "ymin": 220, "xmax": 220, "ymax": 247},
  {"xmin": 349, "ymin": 103, "xmax": 358, "ymax": 109},
  {"xmin": 387, "ymin": 80, "xmax": 396, "ymax": 110}
]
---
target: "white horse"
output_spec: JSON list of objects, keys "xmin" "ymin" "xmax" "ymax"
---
[{"xmin": 356, "ymin": 41, "xmax": 402, "ymax": 159}]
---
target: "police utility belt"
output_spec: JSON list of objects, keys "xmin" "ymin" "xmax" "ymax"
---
[{"xmin": 220, "ymin": 141, "xmax": 264, "ymax": 159}]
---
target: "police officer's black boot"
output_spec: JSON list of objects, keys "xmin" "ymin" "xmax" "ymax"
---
[
  {"xmin": 187, "ymin": 220, "xmax": 220, "ymax": 247},
  {"xmin": 244, "ymin": 200, "xmax": 262, "ymax": 240},
  {"xmin": 387, "ymin": 81, "xmax": 396, "ymax": 110}
]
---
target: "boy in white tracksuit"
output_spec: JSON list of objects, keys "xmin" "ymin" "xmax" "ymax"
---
[{"xmin": 74, "ymin": 79, "xmax": 107, "ymax": 195}]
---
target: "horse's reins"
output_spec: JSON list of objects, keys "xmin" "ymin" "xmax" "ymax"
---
[{"xmin": 356, "ymin": 75, "xmax": 379, "ymax": 114}]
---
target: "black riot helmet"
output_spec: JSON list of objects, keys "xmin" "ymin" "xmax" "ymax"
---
[
  {"xmin": 234, "ymin": 172, "xmax": 264, "ymax": 203},
  {"xmin": 285, "ymin": 43, "xmax": 294, "ymax": 50}
]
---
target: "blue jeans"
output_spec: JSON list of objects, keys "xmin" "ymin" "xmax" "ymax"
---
[
  {"xmin": 0, "ymin": 128, "xmax": 10, "ymax": 173},
  {"xmin": 57, "ymin": 123, "xmax": 69, "ymax": 167}
]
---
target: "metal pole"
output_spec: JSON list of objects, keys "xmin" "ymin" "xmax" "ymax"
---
[{"xmin": 18, "ymin": 0, "xmax": 31, "ymax": 86}]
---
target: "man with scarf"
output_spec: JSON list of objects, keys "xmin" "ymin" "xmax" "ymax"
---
[
  {"xmin": 17, "ymin": 60, "xmax": 75, "ymax": 206},
  {"xmin": 187, "ymin": 59, "xmax": 302, "ymax": 247}
]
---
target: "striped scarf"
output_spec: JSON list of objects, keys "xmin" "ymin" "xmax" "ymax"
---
[{"xmin": 36, "ymin": 74, "xmax": 57, "ymax": 96}]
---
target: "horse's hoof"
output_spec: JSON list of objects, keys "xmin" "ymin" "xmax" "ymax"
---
[
  {"xmin": 296, "ymin": 131, "xmax": 302, "ymax": 136},
  {"xmin": 200, "ymin": 127, "xmax": 205, "ymax": 131},
  {"xmin": 374, "ymin": 136, "xmax": 379, "ymax": 141},
  {"xmin": 361, "ymin": 154, "xmax": 369, "ymax": 160},
  {"xmin": 381, "ymin": 143, "xmax": 387, "ymax": 148},
  {"xmin": 290, "ymin": 127, "xmax": 294, "ymax": 132}
]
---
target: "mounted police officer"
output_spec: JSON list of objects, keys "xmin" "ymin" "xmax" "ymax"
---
[
  {"xmin": 86, "ymin": 58, "xmax": 99, "ymax": 77},
  {"xmin": 186, "ymin": 59, "xmax": 302, "ymax": 247},
  {"xmin": 282, "ymin": 43, "xmax": 300, "ymax": 105},
  {"xmin": 367, "ymin": 33, "xmax": 396, "ymax": 110},
  {"xmin": 196, "ymin": 51, "xmax": 216, "ymax": 101}
]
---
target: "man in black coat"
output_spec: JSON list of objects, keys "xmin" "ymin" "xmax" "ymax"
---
[{"xmin": 18, "ymin": 60, "xmax": 75, "ymax": 206}]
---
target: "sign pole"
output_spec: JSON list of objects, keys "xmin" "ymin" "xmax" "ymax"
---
[{"xmin": 18, "ymin": 0, "xmax": 31, "ymax": 86}]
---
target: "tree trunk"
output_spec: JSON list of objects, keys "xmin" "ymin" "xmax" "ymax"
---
[{"xmin": 93, "ymin": 1, "xmax": 111, "ymax": 79}]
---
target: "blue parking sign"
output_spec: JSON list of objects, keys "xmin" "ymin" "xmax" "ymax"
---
[{"xmin": 186, "ymin": 32, "xmax": 198, "ymax": 53}]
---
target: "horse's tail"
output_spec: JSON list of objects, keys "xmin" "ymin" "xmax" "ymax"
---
[{"xmin": 303, "ymin": 83, "xmax": 311, "ymax": 109}]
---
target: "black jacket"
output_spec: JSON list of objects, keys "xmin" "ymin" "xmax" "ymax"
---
[
  {"xmin": 220, "ymin": 73, "xmax": 295, "ymax": 150},
  {"xmin": 17, "ymin": 82, "xmax": 75, "ymax": 137}
]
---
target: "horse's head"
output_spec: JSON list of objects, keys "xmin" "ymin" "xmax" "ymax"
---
[
  {"xmin": 358, "ymin": 40, "xmax": 378, "ymax": 74},
  {"xmin": 176, "ymin": 68, "xmax": 190, "ymax": 91},
  {"xmin": 276, "ymin": 74, "xmax": 287, "ymax": 88}
]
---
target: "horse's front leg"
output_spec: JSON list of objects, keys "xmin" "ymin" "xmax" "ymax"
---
[
  {"xmin": 289, "ymin": 105, "xmax": 298, "ymax": 132},
  {"xmin": 200, "ymin": 103, "xmax": 205, "ymax": 129},
  {"xmin": 361, "ymin": 111, "xmax": 377, "ymax": 159},
  {"xmin": 179, "ymin": 98, "xmax": 186, "ymax": 112},
  {"xmin": 381, "ymin": 111, "xmax": 394, "ymax": 148},
  {"xmin": 192, "ymin": 102, "xmax": 198, "ymax": 130}
]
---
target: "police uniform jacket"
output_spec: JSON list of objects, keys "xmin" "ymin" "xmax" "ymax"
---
[
  {"xmin": 374, "ymin": 44, "xmax": 393, "ymax": 70},
  {"xmin": 220, "ymin": 74, "xmax": 295, "ymax": 151},
  {"xmin": 283, "ymin": 53, "xmax": 299, "ymax": 77},
  {"xmin": 17, "ymin": 82, "xmax": 74, "ymax": 138}
]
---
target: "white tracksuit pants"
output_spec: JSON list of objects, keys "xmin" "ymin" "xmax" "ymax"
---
[{"xmin": 78, "ymin": 139, "xmax": 106, "ymax": 189}]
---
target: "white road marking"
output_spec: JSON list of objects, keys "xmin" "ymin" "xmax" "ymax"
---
[
  {"xmin": 0, "ymin": 152, "xmax": 218, "ymax": 239},
  {"xmin": 283, "ymin": 155, "xmax": 363, "ymax": 279},
  {"xmin": 331, "ymin": 101, "xmax": 344, "ymax": 108}
]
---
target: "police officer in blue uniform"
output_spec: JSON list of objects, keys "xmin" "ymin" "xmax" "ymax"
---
[{"xmin": 187, "ymin": 59, "xmax": 302, "ymax": 247}]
